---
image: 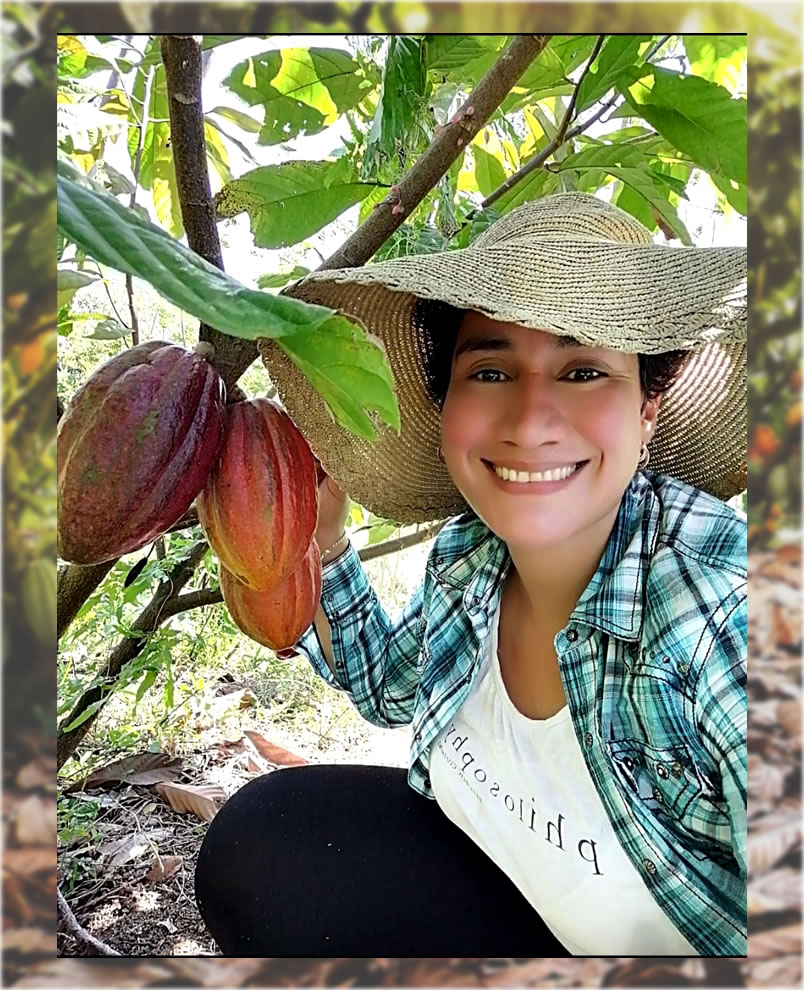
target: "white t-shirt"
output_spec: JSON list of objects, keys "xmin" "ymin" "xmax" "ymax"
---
[{"xmin": 428, "ymin": 605, "xmax": 698, "ymax": 956}]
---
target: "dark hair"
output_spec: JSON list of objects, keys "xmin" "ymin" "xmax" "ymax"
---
[{"xmin": 414, "ymin": 298, "xmax": 688, "ymax": 409}]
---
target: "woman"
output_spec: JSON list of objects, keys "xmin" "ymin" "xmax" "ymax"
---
[{"xmin": 195, "ymin": 194, "xmax": 747, "ymax": 957}]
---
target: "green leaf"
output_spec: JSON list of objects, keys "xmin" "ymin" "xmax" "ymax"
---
[
  {"xmin": 709, "ymin": 171, "xmax": 748, "ymax": 216},
  {"xmin": 489, "ymin": 168, "xmax": 559, "ymax": 217},
  {"xmin": 204, "ymin": 115, "xmax": 262, "ymax": 168},
  {"xmin": 683, "ymin": 35, "xmax": 746, "ymax": 94},
  {"xmin": 207, "ymin": 104, "xmax": 262, "ymax": 133},
  {"xmin": 86, "ymin": 318, "xmax": 130, "ymax": 340},
  {"xmin": 472, "ymin": 146, "xmax": 507, "ymax": 200},
  {"xmin": 224, "ymin": 47, "xmax": 367, "ymax": 145},
  {"xmin": 620, "ymin": 66, "xmax": 746, "ymax": 185},
  {"xmin": 614, "ymin": 181, "xmax": 656, "ymax": 231},
  {"xmin": 57, "ymin": 268, "xmax": 99, "ymax": 309},
  {"xmin": 56, "ymin": 165, "xmax": 399, "ymax": 441},
  {"xmin": 364, "ymin": 37, "xmax": 428, "ymax": 180},
  {"xmin": 576, "ymin": 35, "xmax": 648, "ymax": 112},
  {"xmin": 257, "ymin": 266, "xmax": 311, "ymax": 290},
  {"xmin": 558, "ymin": 144, "xmax": 692, "ymax": 243},
  {"xmin": 214, "ymin": 160, "xmax": 377, "ymax": 250},
  {"xmin": 135, "ymin": 668, "xmax": 158, "ymax": 704},
  {"xmin": 62, "ymin": 698, "xmax": 106, "ymax": 733},
  {"xmin": 278, "ymin": 319, "xmax": 399, "ymax": 440},
  {"xmin": 425, "ymin": 35, "xmax": 501, "ymax": 73}
]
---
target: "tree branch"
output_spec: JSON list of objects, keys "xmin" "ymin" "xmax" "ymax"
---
[
  {"xmin": 479, "ymin": 35, "xmax": 604, "ymax": 214},
  {"xmin": 160, "ymin": 35, "xmax": 255, "ymax": 387},
  {"xmin": 57, "ymin": 542, "xmax": 209, "ymax": 769},
  {"xmin": 475, "ymin": 33, "xmax": 673, "ymax": 219},
  {"xmin": 58, "ymin": 887, "xmax": 121, "ymax": 956},
  {"xmin": 317, "ymin": 35, "xmax": 551, "ymax": 271}
]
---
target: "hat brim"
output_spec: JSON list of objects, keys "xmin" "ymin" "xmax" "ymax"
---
[{"xmin": 259, "ymin": 241, "xmax": 746, "ymax": 521}]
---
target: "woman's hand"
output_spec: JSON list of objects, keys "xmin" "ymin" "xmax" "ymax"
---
[{"xmin": 314, "ymin": 459, "xmax": 350, "ymax": 552}]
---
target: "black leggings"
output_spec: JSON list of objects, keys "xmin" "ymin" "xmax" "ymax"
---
[{"xmin": 194, "ymin": 764, "xmax": 568, "ymax": 956}]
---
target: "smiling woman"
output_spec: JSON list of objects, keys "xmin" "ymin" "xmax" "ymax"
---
[{"xmin": 195, "ymin": 193, "xmax": 747, "ymax": 958}]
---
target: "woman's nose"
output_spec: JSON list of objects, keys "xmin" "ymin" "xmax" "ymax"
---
[{"xmin": 501, "ymin": 375, "xmax": 565, "ymax": 442}]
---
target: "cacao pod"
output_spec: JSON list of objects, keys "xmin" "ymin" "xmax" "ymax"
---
[
  {"xmin": 197, "ymin": 398, "xmax": 318, "ymax": 590},
  {"xmin": 220, "ymin": 540, "xmax": 322, "ymax": 650},
  {"xmin": 57, "ymin": 341, "xmax": 226, "ymax": 564},
  {"xmin": 21, "ymin": 558, "xmax": 57, "ymax": 650}
]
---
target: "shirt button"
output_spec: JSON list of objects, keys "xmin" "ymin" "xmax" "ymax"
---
[
  {"xmin": 652, "ymin": 786, "xmax": 664, "ymax": 803},
  {"xmin": 584, "ymin": 732, "xmax": 593, "ymax": 747},
  {"xmin": 643, "ymin": 858, "xmax": 657, "ymax": 875},
  {"xmin": 656, "ymin": 764, "xmax": 669, "ymax": 779},
  {"xmin": 566, "ymin": 628, "xmax": 578, "ymax": 642},
  {"xmin": 671, "ymin": 762, "xmax": 684, "ymax": 779},
  {"xmin": 423, "ymin": 778, "xmax": 431, "ymax": 790},
  {"xmin": 623, "ymin": 757, "xmax": 634, "ymax": 771},
  {"xmin": 679, "ymin": 662, "xmax": 689, "ymax": 673},
  {"xmin": 628, "ymin": 644, "xmax": 639, "ymax": 658},
  {"xmin": 414, "ymin": 731, "xmax": 422, "ymax": 741}
]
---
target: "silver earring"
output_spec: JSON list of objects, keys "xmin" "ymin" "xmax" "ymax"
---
[
  {"xmin": 637, "ymin": 444, "xmax": 650, "ymax": 469},
  {"xmin": 437, "ymin": 446, "xmax": 446, "ymax": 464}
]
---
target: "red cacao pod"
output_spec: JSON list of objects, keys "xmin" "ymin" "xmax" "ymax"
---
[
  {"xmin": 196, "ymin": 398, "xmax": 318, "ymax": 590},
  {"xmin": 57, "ymin": 340, "xmax": 226, "ymax": 564},
  {"xmin": 220, "ymin": 540, "xmax": 322, "ymax": 650}
]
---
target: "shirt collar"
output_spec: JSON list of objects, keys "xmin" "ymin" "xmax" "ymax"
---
[
  {"xmin": 572, "ymin": 474, "xmax": 660, "ymax": 641},
  {"xmin": 432, "ymin": 475, "xmax": 659, "ymax": 643}
]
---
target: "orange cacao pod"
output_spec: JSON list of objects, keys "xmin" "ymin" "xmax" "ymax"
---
[
  {"xmin": 197, "ymin": 398, "xmax": 318, "ymax": 590},
  {"xmin": 220, "ymin": 540, "xmax": 322, "ymax": 650},
  {"xmin": 57, "ymin": 341, "xmax": 226, "ymax": 564}
]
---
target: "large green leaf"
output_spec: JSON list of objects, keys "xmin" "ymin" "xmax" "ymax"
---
[
  {"xmin": 620, "ymin": 66, "xmax": 747, "ymax": 185},
  {"xmin": 491, "ymin": 167, "xmax": 559, "ymax": 216},
  {"xmin": 575, "ymin": 35, "xmax": 648, "ymax": 112},
  {"xmin": 558, "ymin": 144, "xmax": 692, "ymax": 243},
  {"xmin": 364, "ymin": 37, "xmax": 429, "ymax": 181},
  {"xmin": 682, "ymin": 35, "xmax": 746, "ymax": 94},
  {"xmin": 224, "ymin": 47, "xmax": 369, "ymax": 145},
  {"xmin": 472, "ymin": 145, "xmax": 507, "ymax": 200},
  {"xmin": 425, "ymin": 35, "xmax": 504, "ymax": 74},
  {"xmin": 214, "ymin": 161, "xmax": 378, "ymax": 250},
  {"xmin": 56, "ymin": 165, "xmax": 399, "ymax": 441}
]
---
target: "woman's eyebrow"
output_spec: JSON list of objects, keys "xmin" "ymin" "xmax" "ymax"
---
[
  {"xmin": 453, "ymin": 333, "xmax": 591, "ymax": 361},
  {"xmin": 452, "ymin": 336, "xmax": 514, "ymax": 361}
]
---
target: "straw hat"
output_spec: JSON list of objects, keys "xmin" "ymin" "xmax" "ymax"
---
[{"xmin": 259, "ymin": 193, "xmax": 746, "ymax": 522}]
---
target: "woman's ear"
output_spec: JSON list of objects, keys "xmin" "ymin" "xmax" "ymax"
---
[{"xmin": 642, "ymin": 396, "xmax": 661, "ymax": 443}]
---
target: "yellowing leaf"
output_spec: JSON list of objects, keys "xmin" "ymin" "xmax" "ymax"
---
[{"xmin": 155, "ymin": 781, "xmax": 226, "ymax": 822}]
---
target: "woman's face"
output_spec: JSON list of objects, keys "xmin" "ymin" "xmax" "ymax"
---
[{"xmin": 440, "ymin": 313, "xmax": 659, "ymax": 552}]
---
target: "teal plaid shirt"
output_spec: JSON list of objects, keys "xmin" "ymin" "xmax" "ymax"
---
[{"xmin": 295, "ymin": 472, "xmax": 747, "ymax": 956}]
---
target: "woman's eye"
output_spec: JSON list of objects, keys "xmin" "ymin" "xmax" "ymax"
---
[
  {"xmin": 564, "ymin": 367, "xmax": 605, "ymax": 382},
  {"xmin": 470, "ymin": 368, "xmax": 507, "ymax": 383}
]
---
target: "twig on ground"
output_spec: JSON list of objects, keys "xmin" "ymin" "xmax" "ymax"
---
[{"xmin": 57, "ymin": 887, "xmax": 122, "ymax": 957}]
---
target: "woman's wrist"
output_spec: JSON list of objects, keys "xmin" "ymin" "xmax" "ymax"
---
[{"xmin": 319, "ymin": 531, "xmax": 349, "ymax": 564}]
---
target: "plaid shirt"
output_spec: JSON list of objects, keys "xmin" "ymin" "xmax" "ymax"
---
[{"xmin": 294, "ymin": 472, "xmax": 747, "ymax": 956}]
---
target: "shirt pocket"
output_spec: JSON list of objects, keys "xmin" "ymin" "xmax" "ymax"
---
[{"xmin": 607, "ymin": 739, "xmax": 702, "ymax": 821}]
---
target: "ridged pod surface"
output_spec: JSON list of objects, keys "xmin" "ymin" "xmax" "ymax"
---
[
  {"xmin": 196, "ymin": 398, "xmax": 318, "ymax": 590},
  {"xmin": 57, "ymin": 341, "xmax": 226, "ymax": 564},
  {"xmin": 220, "ymin": 540, "xmax": 322, "ymax": 650}
]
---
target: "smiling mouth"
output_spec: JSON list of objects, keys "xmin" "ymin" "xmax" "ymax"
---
[{"xmin": 485, "ymin": 461, "xmax": 586, "ymax": 484}]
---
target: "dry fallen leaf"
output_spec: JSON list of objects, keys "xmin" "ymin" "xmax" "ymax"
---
[
  {"xmin": 748, "ymin": 867, "xmax": 801, "ymax": 914},
  {"xmin": 13, "ymin": 794, "xmax": 57, "ymax": 846},
  {"xmin": 244, "ymin": 729, "xmax": 308, "ymax": 767},
  {"xmin": 16, "ymin": 760, "xmax": 52, "ymax": 790},
  {"xmin": 748, "ymin": 923, "xmax": 802, "ymax": 959},
  {"xmin": 154, "ymin": 781, "xmax": 226, "ymax": 822},
  {"xmin": 3, "ymin": 846, "xmax": 54, "ymax": 875},
  {"xmin": 145, "ymin": 854, "xmax": 183, "ymax": 882},
  {"xmin": 747, "ymin": 819, "xmax": 802, "ymax": 877},
  {"xmin": 99, "ymin": 828, "xmax": 172, "ymax": 868},
  {"xmin": 3, "ymin": 927, "xmax": 56, "ymax": 954},
  {"xmin": 64, "ymin": 752, "xmax": 184, "ymax": 793}
]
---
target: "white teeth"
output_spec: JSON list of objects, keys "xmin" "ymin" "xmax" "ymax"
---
[{"xmin": 493, "ymin": 463, "xmax": 578, "ymax": 484}]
